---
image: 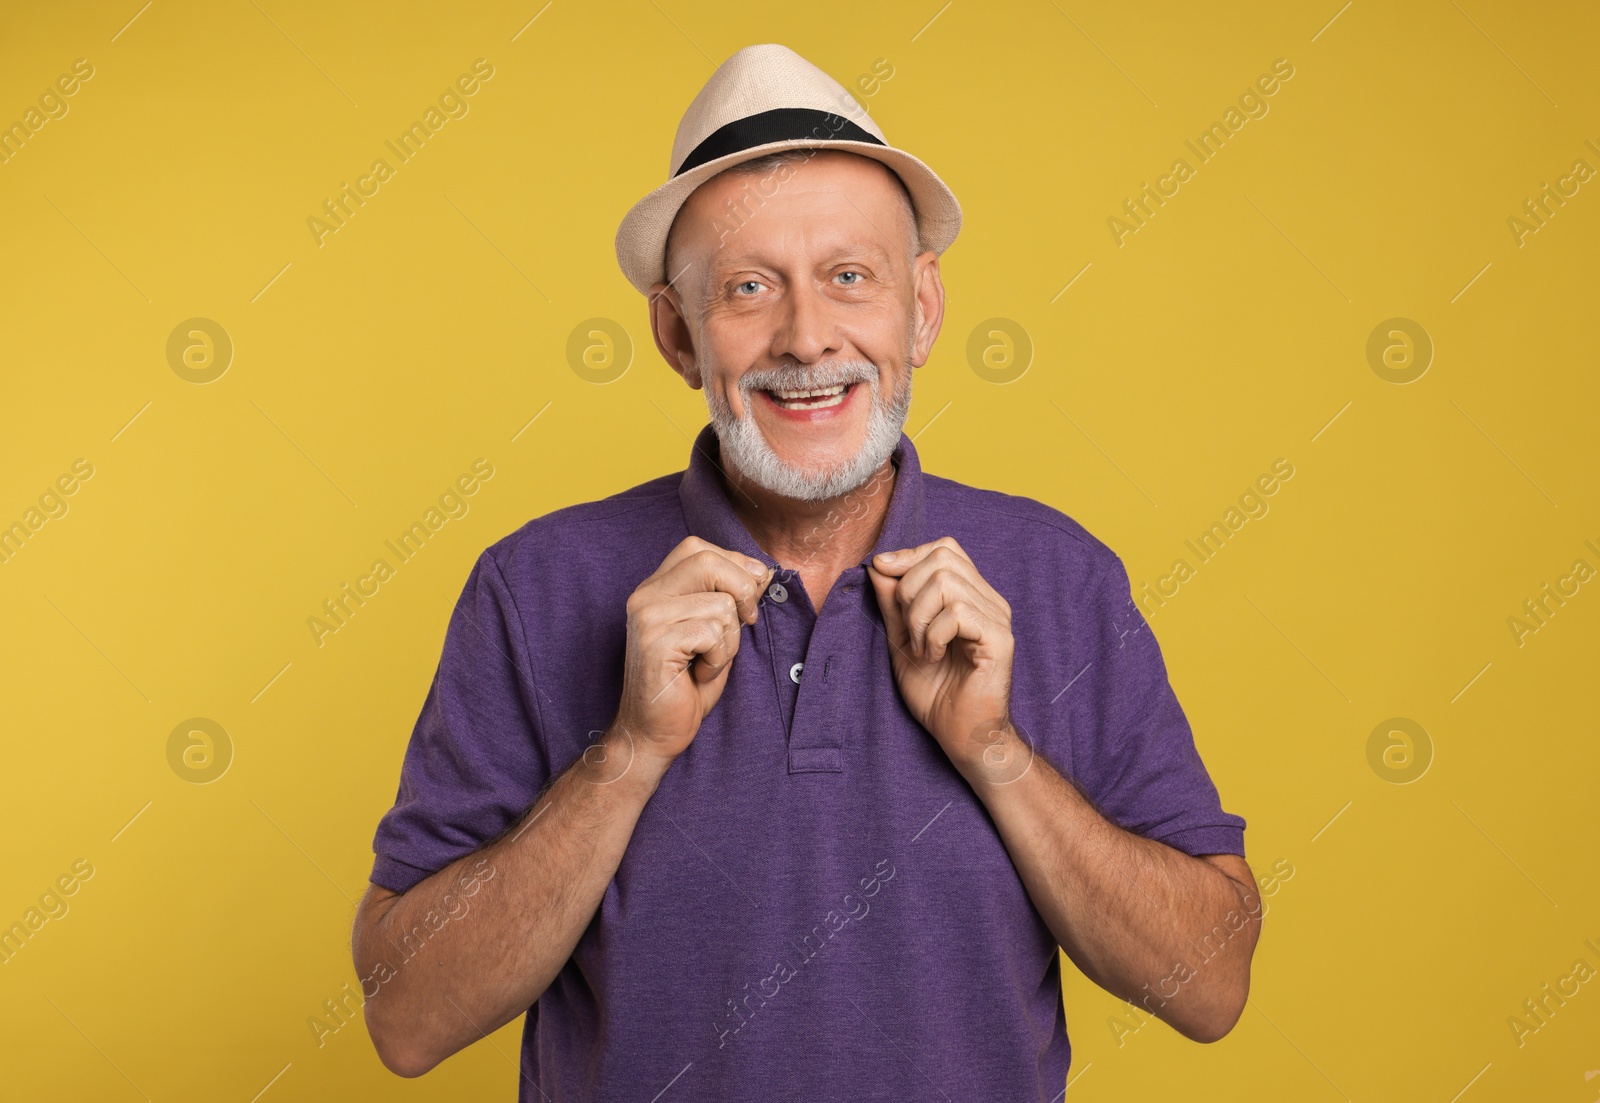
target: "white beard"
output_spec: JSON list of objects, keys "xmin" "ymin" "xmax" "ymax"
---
[{"xmin": 703, "ymin": 344, "xmax": 914, "ymax": 503}]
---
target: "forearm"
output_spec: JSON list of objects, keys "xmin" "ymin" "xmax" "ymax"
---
[
  {"xmin": 961, "ymin": 730, "xmax": 1260, "ymax": 1041},
  {"xmin": 356, "ymin": 725, "xmax": 669, "ymax": 1076}
]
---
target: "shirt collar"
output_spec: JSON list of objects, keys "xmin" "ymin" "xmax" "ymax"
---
[{"xmin": 678, "ymin": 421, "xmax": 927, "ymax": 572}]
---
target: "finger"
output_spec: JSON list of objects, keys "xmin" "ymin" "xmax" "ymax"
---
[
  {"xmin": 646, "ymin": 545, "xmax": 772, "ymax": 624},
  {"xmin": 869, "ymin": 535, "xmax": 972, "ymax": 578},
  {"xmin": 644, "ymin": 590, "xmax": 741, "ymax": 651},
  {"xmin": 900, "ymin": 566, "xmax": 1001, "ymax": 659},
  {"xmin": 688, "ymin": 614, "xmax": 742, "ymax": 683},
  {"xmin": 900, "ymin": 567, "xmax": 972, "ymax": 658},
  {"xmin": 893, "ymin": 546, "xmax": 998, "ymax": 616},
  {"xmin": 644, "ymin": 536, "xmax": 771, "ymax": 600},
  {"xmin": 680, "ymin": 608, "xmax": 744, "ymax": 685},
  {"xmin": 923, "ymin": 600, "xmax": 992, "ymax": 664},
  {"xmin": 647, "ymin": 592, "xmax": 743, "ymax": 684},
  {"xmin": 652, "ymin": 535, "xmax": 768, "ymax": 579},
  {"xmin": 909, "ymin": 551, "xmax": 1008, "ymax": 636},
  {"xmin": 865, "ymin": 563, "xmax": 911, "ymax": 654}
]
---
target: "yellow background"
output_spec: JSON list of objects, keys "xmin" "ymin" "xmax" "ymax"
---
[{"xmin": 2, "ymin": 0, "xmax": 1597, "ymax": 1099}]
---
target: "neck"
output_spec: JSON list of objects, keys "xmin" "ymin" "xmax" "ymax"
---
[{"xmin": 719, "ymin": 446, "xmax": 898, "ymax": 604}]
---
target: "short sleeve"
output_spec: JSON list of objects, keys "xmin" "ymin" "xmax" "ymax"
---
[
  {"xmin": 369, "ymin": 551, "xmax": 549, "ymax": 894},
  {"xmin": 1068, "ymin": 552, "xmax": 1247, "ymax": 858}
]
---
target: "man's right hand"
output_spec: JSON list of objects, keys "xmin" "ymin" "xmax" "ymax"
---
[{"xmin": 612, "ymin": 536, "xmax": 773, "ymax": 766}]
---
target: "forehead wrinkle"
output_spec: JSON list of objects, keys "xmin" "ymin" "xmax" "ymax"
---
[
  {"xmin": 706, "ymin": 226, "xmax": 897, "ymax": 277},
  {"xmin": 695, "ymin": 199, "xmax": 912, "ymax": 287},
  {"xmin": 836, "ymin": 190, "xmax": 906, "ymax": 263},
  {"xmin": 668, "ymin": 165, "xmax": 913, "ymax": 311}
]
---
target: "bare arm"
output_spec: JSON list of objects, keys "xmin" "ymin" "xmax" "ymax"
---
[
  {"xmin": 353, "ymin": 536, "xmax": 772, "ymax": 1078},
  {"xmin": 961, "ymin": 728, "xmax": 1261, "ymax": 1042},
  {"xmin": 353, "ymin": 729, "xmax": 670, "ymax": 1077},
  {"xmin": 864, "ymin": 538, "xmax": 1260, "ymax": 1043}
]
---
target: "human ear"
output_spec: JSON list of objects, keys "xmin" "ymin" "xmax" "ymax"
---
[
  {"xmin": 909, "ymin": 254, "xmax": 945, "ymax": 368},
  {"xmin": 648, "ymin": 284, "xmax": 702, "ymax": 387}
]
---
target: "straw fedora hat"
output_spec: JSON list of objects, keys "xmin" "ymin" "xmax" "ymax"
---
[{"xmin": 614, "ymin": 43, "xmax": 962, "ymax": 296}]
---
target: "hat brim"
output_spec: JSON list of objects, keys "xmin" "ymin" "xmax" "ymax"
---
[{"xmin": 614, "ymin": 139, "xmax": 962, "ymax": 297}]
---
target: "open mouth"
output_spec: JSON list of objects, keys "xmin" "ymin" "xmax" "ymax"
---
[{"xmin": 760, "ymin": 382, "xmax": 854, "ymax": 411}]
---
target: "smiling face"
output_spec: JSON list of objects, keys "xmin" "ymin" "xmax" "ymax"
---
[{"xmin": 649, "ymin": 150, "xmax": 946, "ymax": 502}]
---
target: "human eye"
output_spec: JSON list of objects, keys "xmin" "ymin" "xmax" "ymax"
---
[
  {"xmin": 733, "ymin": 278, "xmax": 764, "ymax": 295},
  {"xmin": 835, "ymin": 270, "xmax": 864, "ymax": 286}
]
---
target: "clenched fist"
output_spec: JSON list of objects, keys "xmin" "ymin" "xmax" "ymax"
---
[
  {"xmin": 866, "ymin": 536, "xmax": 1020, "ymax": 782},
  {"xmin": 611, "ymin": 536, "xmax": 774, "ymax": 767}
]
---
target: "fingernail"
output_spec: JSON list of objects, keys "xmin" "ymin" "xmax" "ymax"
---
[{"xmin": 744, "ymin": 559, "xmax": 768, "ymax": 578}]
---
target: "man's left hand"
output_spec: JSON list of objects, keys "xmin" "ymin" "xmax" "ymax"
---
[{"xmin": 866, "ymin": 536, "xmax": 1017, "ymax": 779}]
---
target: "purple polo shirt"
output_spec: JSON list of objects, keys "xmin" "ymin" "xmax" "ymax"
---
[{"xmin": 370, "ymin": 421, "xmax": 1246, "ymax": 1101}]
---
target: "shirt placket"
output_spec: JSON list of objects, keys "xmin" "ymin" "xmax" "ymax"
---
[{"xmin": 762, "ymin": 564, "xmax": 867, "ymax": 774}]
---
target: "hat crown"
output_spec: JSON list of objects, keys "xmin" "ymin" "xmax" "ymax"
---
[{"xmin": 669, "ymin": 44, "xmax": 886, "ymax": 176}]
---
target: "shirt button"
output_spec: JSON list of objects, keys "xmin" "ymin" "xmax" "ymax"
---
[
  {"xmin": 767, "ymin": 581, "xmax": 788, "ymax": 603},
  {"xmin": 789, "ymin": 662, "xmax": 804, "ymax": 683}
]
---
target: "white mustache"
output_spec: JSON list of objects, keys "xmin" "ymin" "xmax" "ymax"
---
[{"xmin": 739, "ymin": 361, "xmax": 877, "ymax": 395}]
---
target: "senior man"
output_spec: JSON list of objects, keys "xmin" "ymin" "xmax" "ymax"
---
[{"xmin": 353, "ymin": 43, "xmax": 1260, "ymax": 1101}]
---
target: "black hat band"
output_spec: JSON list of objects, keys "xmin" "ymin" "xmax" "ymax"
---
[{"xmin": 673, "ymin": 107, "xmax": 886, "ymax": 177}]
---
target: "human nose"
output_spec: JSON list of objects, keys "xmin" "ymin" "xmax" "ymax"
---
[{"xmin": 768, "ymin": 279, "xmax": 842, "ymax": 365}]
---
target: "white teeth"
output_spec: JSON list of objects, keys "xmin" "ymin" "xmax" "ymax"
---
[
  {"xmin": 770, "ymin": 383, "xmax": 847, "ymax": 400},
  {"xmin": 766, "ymin": 382, "xmax": 849, "ymax": 410}
]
